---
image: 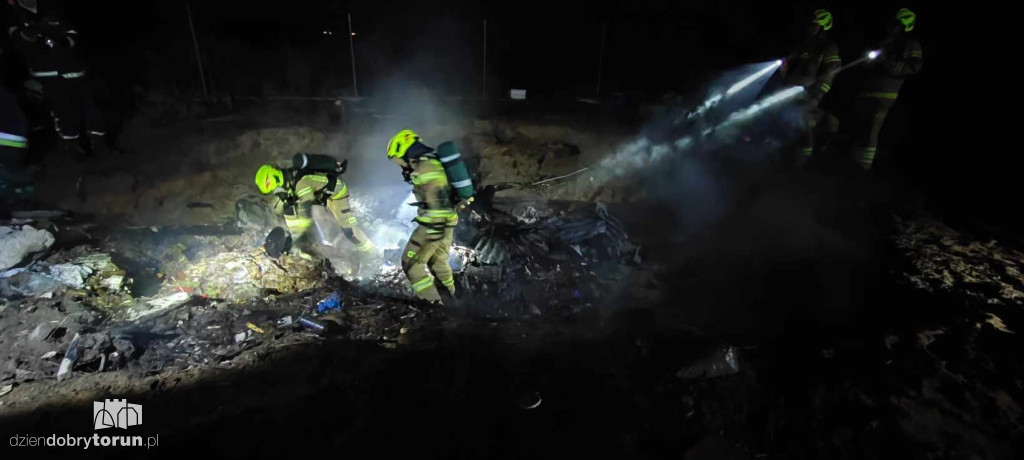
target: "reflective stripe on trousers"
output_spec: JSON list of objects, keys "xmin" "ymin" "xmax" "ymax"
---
[
  {"xmin": 411, "ymin": 276, "xmax": 434, "ymax": 292},
  {"xmin": 859, "ymin": 148, "xmax": 877, "ymax": 169},
  {"xmin": 285, "ymin": 215, "xmax": 312, "ymax": 230},
  {"xmin": 859, "ymin": 92, "xmax": 898, "ymax": 100},
  {"xmin": 30, "ymin": 70, "xmax": 86, "ymax": 79}
]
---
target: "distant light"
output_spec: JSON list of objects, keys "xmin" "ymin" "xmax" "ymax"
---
[
  {"xmin": 867, "ymin": 50, "xmax": 880, "ymax": 60},
  {"xmin": 322, "ymin": 30, "xmax": 328, "ymax": 35},
  {"xmin": 351, "ymin": 32, "xmax": 357, "ymax": 37}
]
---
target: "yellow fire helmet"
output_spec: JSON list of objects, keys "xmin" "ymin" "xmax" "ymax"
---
[
  {"xmin": 812, "ymin": 10, "xmax": 833, "ymax": 31},
  {"xmin": 386, "ymin": 129, "xmax": 421, "ymax": 159},
  {"xmin": 255, "ymin": 164, "xmax": 284, "ymax": 194},
  {"xmin": 896, "ymin": 8, "xmax": 916, "ymax": 32}
]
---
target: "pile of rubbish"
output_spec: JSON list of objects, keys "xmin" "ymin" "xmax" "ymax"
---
[
  {"xmin": 1, "ymin": 279, "xmax": 440, "ymax": 385},
  {"xmin": 3, "ymin": 248, "xmax": 130, "ymax": 303},
  {"xmin": 174, "ymin": 250, "xmax": 323, "ymax": 301},
  {"xmin": 894, "ymin": 216, "xmax": 1024, "ymax": 306},
  {"xmin": 102, "ymin": 222, "xmax": 328, "ymax": 304},
  {"xmin": 342, "ymin": 193, "xmax": 638, "ymax": 318},
  {"xmin": 0, "ymin": 212, "xmax": 434, "ymax": 387},
  {"xmin": 437, "ymin": 200, "xmax": 637, "ymax": 317},
  {"xmin": 1, "ymin": 225, "xmax": 54, "ymax": 273},
  {"xmin": 1, "ymin": 195, "xmax": 643, "ymax": 389},
  {"xmin": 2, "ymin": 221, "xmax": 133, "ymax": 307},
  {"xmin": 471, "ymin": 200, "xmax": 632, "ymax": 263}
]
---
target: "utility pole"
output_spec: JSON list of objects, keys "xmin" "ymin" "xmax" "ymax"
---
[
  {"xmin": 186, "ymin": 2, "xmax": 208, "ymax": 99},
  {"xmin": 595, "ymin": 24, "xmax": 607, "ymax": 97},
  {"xmin": 482, "ymin": 19, "xmax": 488, "ymax": 98},
  {"xmin": 347, "ymin": 13, "xmax": 359, "ymax": 98}
]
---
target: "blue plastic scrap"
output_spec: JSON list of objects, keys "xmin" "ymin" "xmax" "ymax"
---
[{"xmin": 316, "ymin": 291, "xmax": 344, "ymax": 314}]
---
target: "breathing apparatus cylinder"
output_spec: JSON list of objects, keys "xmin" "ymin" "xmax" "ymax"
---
[
  {"xmin": 436, "ymin": 141, "xmax": 474, "ymax": 200},
  {"xmin": 292, "ymin": 153, "xmax": 345, "ymax": 173}
]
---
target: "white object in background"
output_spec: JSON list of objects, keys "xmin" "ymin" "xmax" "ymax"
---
[
  {"xmin": 0, "ymin": 225, "xmax": 55, "ymax": 272},
  {"xmin": 57, "ymin": 333, "xmax": 81, "ymax": 381},
  {"xmin": 510, "ymin": 89, "xmax": 527, "ymax": 100}
]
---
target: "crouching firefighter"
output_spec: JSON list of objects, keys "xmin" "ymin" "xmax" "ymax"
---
[
  {"xmin": 254, "ymin": 153, "xmax": 376, "ymax": 260},
  {"xmin": 386, "ymin": 130, "xmax": 474, "ymax": 304}
]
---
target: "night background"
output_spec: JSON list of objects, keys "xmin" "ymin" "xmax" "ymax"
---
[
  {"xmin": 2, "ymin": 1, "xmax": 1018, "ymax": 459},
  {"xmin": 15, "ymin": 1, "xmax": 996, "ymax": 229}
]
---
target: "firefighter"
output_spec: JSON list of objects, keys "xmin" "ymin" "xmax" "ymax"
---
[
  {"xmin": 254, "ymin": 153, "xmax": 376, "ymax": 259},
  {"xmin": 851, "ymin": 8, "xmax": 922, "ymax": 170},
  {"xmin": 781, "ymin": 9, "xmax": 841, "ymax": 162},
  {"xmin": 7, "ymin": 0, "xmax": 106, "ymax": 157},
  {"xmin": 1, "ymin": 84, "xmax": 31, "ymax": 209},
  {"xmin": 386, "ymin": 130, "xmax": 460, "ymax": 303}
]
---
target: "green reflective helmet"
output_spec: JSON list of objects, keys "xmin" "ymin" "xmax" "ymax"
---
[
  {"xmin": 387, "ymin": 129, "xmax": 421, "ymax": 159},
  {"xmin": 255, "ymin": 164, "xmax": 284, "ymax": 194},
  {"xmin": 812, "ymin": 9, "xmax": 833, "ymax": 31},
  {"xmin": 896, "ymin": 8, "xmax": 916, "ymax": 32}
]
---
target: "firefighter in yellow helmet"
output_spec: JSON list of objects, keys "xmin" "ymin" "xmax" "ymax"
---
[
  {"xmin": 254, "ymin": 153, "xmax": 375, "ymax": 259},
  {"xmin": 386, "ymin": 130, "xmax": 473, "ymax": 303},
  {"xmin": 781, "ymin": 9, "xmax": 841, "ymax": 163},
  {"xmin": 851, "ymin": 8, "xmax": 922, "ymax": 170}
]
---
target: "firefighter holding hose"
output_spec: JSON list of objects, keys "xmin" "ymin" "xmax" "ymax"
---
[
  {"xmin": 851, "ymin": 8, "xmax": 922, "ymax": 170},
  {"xmin": 781, "ymin": 9, "xmax": 841, "ymax": 163}
]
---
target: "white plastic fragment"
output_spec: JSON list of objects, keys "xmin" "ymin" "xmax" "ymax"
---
[
  {"xmin": 56, "ymin": 333, "xmax": 81, "ymax": 382},
  {"xmin": 0, "ymin": 225, "xmax": 55, "ymax": 272}
]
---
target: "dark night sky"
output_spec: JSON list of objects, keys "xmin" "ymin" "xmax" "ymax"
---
[
  {"xmin": 5, "ymin": 1, "xmax": 1000, "ymax": 230},
  {"xmin": 49, "ymin": 0, "xmax": 941, "ymax": 97}
]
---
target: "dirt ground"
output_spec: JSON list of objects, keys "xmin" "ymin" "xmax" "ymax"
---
[
  {"xmin": 29, "ymin": 100, "xmax": 629, "ymax": 228},
  {"xmin": 2, "ymin": 101, "xmax": 1023, "ymax": 458}
]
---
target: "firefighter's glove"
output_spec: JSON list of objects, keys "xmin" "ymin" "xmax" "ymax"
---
[{"xmin": 456, "ymin": 197, "xmax": 475, "ymax": 212}]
